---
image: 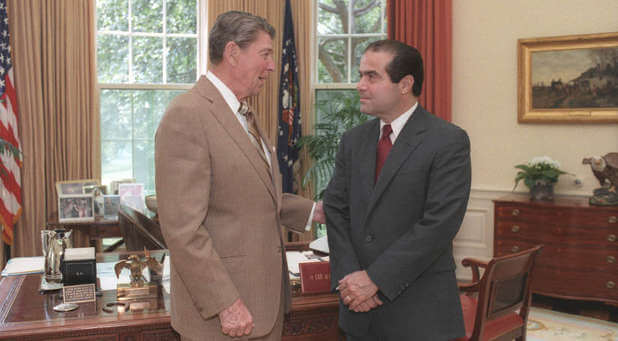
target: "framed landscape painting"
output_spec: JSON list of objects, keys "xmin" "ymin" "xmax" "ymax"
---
[{"xmin": 518, "ymin": 32, "xmax": 618, "ymax": 123}]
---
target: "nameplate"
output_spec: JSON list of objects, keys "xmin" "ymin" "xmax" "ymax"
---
[
  {"xmin": 63, "ymin": 283, "xmax": 96, "ymax": 304},
  {"xmin": 299, "ymin": 261, "xmax": 331, "ymax": 294}
]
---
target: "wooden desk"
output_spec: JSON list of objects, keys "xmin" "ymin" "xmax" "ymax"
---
[
  {"xmin": 47, "ymin": 213, "xmax": 122, "ymax": 252},
  {"xmin": 0, "ymin": 251, "xmax": 341, "ymax": 340}
]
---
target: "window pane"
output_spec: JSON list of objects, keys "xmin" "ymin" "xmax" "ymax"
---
[
  {"xmin": 318, "ymin": 37, "xmax": 348, "ymax": 83},
  {"xmin": 97, "ymin": 34, "xmax": 129, "ymax": 83},
  {"xmin": 133, "ymin": 139, "xmax": 155, "ymax": 194},
  {"xmin": 352, "ymin": 0, "xmax": 384, "ymax": 34},
  {"xmin": 166, "ymin": 0, "xmax": 197, "ymax": 34},
  {"xmin": 101, "ymin": 90, "xmax": 132, "ymax": 139},
  {"xmin": 97, "ymin": 0, "xmax": 128, "ymax": 31},
  {"xmin": 351, "ymin": 36, "xmax": 382, "ymax": 82},
  {"xmin": 317, "ymin": 0, "xmax": 347, "ymax": 34},
  {"xmin": 131, "ymin": 0, "xmax": 163, "ymax": 33},
  {"xmin": 133, "ymin": 90, "xmax": 184, "ymax": 139},
  {"xmin": 102, "ymin": 141, "xmax": 133, "ymax": 186},
  {"xmin": 133, "ymin": 36, "xmax": 163, "ymax": 83},
  {"xmin": 167, "ymin": 37, "xmax": 197, "ymax": 83}
]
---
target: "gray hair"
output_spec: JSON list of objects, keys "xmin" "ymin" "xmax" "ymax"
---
[{"xmin": 209, "ymin": 11, "xmax": 275, "ymax": 65}]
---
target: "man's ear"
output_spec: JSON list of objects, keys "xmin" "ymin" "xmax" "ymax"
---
[
  {"xmin": 398, "ymin": 75, "xmax": 414, "ymax": 95},
  {"xmin": 223, "ymin": 41, "xmax": 240, "ymax": 66}
]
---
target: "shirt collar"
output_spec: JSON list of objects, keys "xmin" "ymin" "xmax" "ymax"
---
[
  {"xmin": 379, "ymin": 101, "xmax": 418, "ymax": 142},
  {"xmin": 206, "ymin": 71, "xmax": 241, "ymax": 114}
]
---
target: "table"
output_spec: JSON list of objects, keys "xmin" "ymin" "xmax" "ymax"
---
[
  {"xmin": 47, "ymin": 212, "xmax": 122, "ymax": 252},
  {"xmin": 0, "ymin": 251, "xmax": 341, "ymax": 340}
]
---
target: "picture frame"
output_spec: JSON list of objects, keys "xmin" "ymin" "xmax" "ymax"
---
[
  {"xmin": 118, "ymin": 183, "xmax": 145, "ymax": 212},
  {"xmin": 518, "ymin": 32, "xmax": 618, "ymax": 123},
  {"xmin": 56, "ymin": 179, "xmax": 100, "ymax": 196},
  {"xmin": 102, "ymin": 195, "xmax": 121, "ymax": 221},
  {"xmin": 58, "ymin": 194, "xmax": 95, "ymax": 223}
]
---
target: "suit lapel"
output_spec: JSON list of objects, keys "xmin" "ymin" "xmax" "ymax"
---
[
  {"xmin": 194, "ymin": 77, "xmax": 277, "ymax": 203},
  {"xmin": 364, "ymin": 106, "xmax": 430, "ymax": 221}
]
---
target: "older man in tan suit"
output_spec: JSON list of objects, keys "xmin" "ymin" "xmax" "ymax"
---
[{"xmin": 155, "ymin": 11, "xmax": 323, "ymax": 341}]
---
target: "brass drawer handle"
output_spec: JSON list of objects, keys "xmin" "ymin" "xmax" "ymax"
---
[
  {"xmin": 607, "ymin": 281, "xmax": 615, "ymax": 289},
  {"xmin": 608, "ymin": 256, "xmax": 616, "ymax": 264},
  {"xmin": 511, "ymin": 225, "xmax": 520, "ymax": 233},
  {"xmin": 609, "ymin": 234, "xmax": 617, "ymax": 242},
  {"xmin": 512, "ymin": 209, "xmax": 520, "ymax": 216},
  {"xmin": 511, "ymin": 246, "xmax": 520, "ymax": 253},
  {"xmin": 609, "ymin": 216, "xmax": 617, "ymax": 224}
]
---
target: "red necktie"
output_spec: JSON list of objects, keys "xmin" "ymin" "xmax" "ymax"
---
[{"xmin": 375, "ymin": 124, "xmax": 393, "ymax": 183}]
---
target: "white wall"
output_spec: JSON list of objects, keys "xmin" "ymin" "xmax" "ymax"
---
[{"xmin": 451, "ymin": 0, "xmax": 618, "ymax": 278}]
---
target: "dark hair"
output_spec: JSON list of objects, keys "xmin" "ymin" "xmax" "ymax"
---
[
  {"xmin": 364, "ymin": 39, "xmax": 424, "ymax": 96},
  {"xmin": 208, "ymin": 11, "xmax": 275, "ymax": 65}
]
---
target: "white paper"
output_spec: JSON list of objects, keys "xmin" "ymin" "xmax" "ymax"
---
[
  {"xmin": 309, "ymin": 235, "xmax": 329, "ymax": 254},
  {"xmin": 1, "ymin": 257, "xmax": 44, "ymax": 276}
]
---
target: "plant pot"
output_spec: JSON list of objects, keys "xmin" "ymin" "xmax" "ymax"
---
[{"xmin": 530, "ymin": 182, "xmax": 554, "ymax": 201}]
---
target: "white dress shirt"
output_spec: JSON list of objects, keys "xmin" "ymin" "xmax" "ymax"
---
[{"xmin": 379, "ymin": 101, "xmax": 418, "ymax": 143}]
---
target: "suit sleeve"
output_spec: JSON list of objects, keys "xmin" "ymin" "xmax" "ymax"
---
[
  {"xmin": 155, "ymin": 103, "xmax": 239, "ymax": 320},
  {"xmin": 323, "ymin": 134, "xmax": 362, "ymax": 290},
  {"xmin": 366, "ymin": 128, "xmax": 471, "ymax": 301},
  {"xmin": 280, "ymin": 193, "xmax": 314, "ymax": 233}
]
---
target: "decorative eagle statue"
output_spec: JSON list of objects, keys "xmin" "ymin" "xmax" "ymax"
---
[
  {"xmin": 582, "ymin": 152, "xmax": 618, "ymax": 206},
  {"xmin": 114, "ymin": 250, "xmax": 163, "ymax": 287}
]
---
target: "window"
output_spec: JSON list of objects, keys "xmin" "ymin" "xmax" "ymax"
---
[
  {"xmin": 311, "ymin": 0, "xmax": 387, "ymax": 236},
  {"xmin": 96, "ymin": 0, "xmax": 206, "ymax": 194}
]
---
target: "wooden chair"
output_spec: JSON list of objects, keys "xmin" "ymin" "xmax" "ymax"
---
[
  {"xmin": 456, "ymin": 245, "xmax": 543, "ymax": 341},
  {"xmin": 118, "ymin": 204, "xmax": 167, "ymax": 251}
]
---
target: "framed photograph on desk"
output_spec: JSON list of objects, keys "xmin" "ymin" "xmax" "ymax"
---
[
  {"xmin": 56, "ymin": 179, "xmax": 100, "ymax": 196},
  {"xmin": 103, "ymin": 195, "xmax": 121, "ymax": 221},
  {"xmin": 58, "ymin": 194, "xmax": 95, "ymax": 223}
]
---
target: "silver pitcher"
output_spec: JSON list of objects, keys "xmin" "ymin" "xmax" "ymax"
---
[{"xmin": 41, "ymin": 229, "xmax": 72, "ymax": 283}]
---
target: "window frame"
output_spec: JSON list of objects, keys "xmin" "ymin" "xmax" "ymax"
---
[{"xmin": 96, "ymin": 0, "xmax": 208, "ymax": 192}]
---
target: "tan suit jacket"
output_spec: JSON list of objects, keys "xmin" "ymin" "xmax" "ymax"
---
[{"xmin": 155, "ymin": 76, "xmax": 313, "ymax": 340}]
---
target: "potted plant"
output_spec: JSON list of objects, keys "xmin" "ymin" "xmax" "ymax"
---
[{"xmin": 513, "ymin": 156, "xmax": 570, "ymax": 201}]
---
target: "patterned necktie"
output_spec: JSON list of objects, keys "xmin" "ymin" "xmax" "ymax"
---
[
  {"xmin": 238, "ymin": 101, "xmax": 270, "ymax": 169},
  {"xmin": 375, "ymin": 124, "xmax": 393, "ymax": 183}
]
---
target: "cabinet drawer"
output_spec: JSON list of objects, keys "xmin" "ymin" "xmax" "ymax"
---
[
  {"xmin": 495, "ymin": 204, "xmax": 618, "ymax": 227},
  {"xmin": 495, "ymin": 223, "xmax": 618, "ymax": 248},
  {"xmin": 532, "ymin": 266, "xmax": 618, "ymax": 301}
]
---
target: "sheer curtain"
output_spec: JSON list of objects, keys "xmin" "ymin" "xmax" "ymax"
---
[
  {"xmin": 7, "ymin": 0, "xmax": 100, "ymax": 259},
  {"xmin": 387, "ymin": 0, "xmax": 452, "ymax": 121}
]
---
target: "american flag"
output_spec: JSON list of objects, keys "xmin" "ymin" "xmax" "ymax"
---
[
  {"xmin": 277, "ymin": 0, "xmax": 301, "ymax": 193},
  {"xmin": 0, "ymin": 0, "xmax": 22, "ymax": 246}
]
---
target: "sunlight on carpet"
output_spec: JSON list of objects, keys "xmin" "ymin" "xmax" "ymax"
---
[{"xmin": 528, "ymin": 307, "xmax": 618, "ymax": 341}]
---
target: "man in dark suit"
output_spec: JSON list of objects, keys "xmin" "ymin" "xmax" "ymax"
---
[{"xmin": 323, "ymin": 39, "xmax": 471, "ymax": 340}]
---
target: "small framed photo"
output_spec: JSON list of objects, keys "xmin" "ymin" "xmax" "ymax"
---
[
  {"xmin": 118, "ymin": 183, "xmax": 145, "ymax": 212},
  {"xmin": 110, "ymin": 178, "xmax": 136, "ymax": 195},
  {"xmin": 58, "ymin": 194, "xmax": 95, "ymax": 223},
  {"xmin": 56, "ymin": 179, "xmax": 100, "ymax": 196},
  {"xmin": 103, "ymin": 195, "xmax": 121, "ymax": 221}
]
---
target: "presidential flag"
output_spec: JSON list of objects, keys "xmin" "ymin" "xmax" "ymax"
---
[
  {"xmin": 277, "ymin": 0, "xmax": 301, "ymax": 194},
  {"xmin": 0, "ymin": 0, "xmax": 22, "ymax": 245}
]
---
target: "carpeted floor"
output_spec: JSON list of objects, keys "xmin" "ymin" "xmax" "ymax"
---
[{"xmin": 528, "ymin": 307, "xmax": 618, "ymax": 341}]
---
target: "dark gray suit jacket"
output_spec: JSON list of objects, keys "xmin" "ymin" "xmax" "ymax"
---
[{"xmin": 324, "ymin": 106, "xmax": 471, "ymax": 340}]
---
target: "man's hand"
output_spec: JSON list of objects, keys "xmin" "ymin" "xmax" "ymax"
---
[
  {"xmin": 218, "ymin": 298, "xmax": 254, "ymax": 337},
  {"xmin": 312, "ymin": 201, "xmax": 326, "ymax": 224},
  {"xmin": 337, "ymin": 271, "xmax": 382, "ymax": 312}
]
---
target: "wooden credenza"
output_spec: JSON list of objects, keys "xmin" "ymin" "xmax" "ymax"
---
[{"xmin": 494, "ymin": 194, "xmax": 617, "ymax": 305}]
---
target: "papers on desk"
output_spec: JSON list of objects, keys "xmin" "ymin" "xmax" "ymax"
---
[
  {"xmin": 286, "ymin": 251, "xmax": 329, "ymax": 279},
  {"xmin": 1, "ymin": 257, "xmax": 44, "ymax": 276}
]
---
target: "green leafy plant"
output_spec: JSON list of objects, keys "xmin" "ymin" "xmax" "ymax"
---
[
  {"xmin": 514, "ymin": 156, "xmax": 570, "ymax": 190},
  {"xmin": 298, "ymin": 90, "xmax": 369, "ymax": 200}
]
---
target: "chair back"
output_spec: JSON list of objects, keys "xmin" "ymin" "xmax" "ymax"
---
[
  {"xmin": 472, "ymin": 245, "xmax": 542, "ymax": 340},
  {"xmin": 118, "ymin": 204, "xmax": 167, "ymax": 251}
]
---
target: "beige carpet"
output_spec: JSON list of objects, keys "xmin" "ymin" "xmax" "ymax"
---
[{"xmin": 528, "ymin": 307, "xmax": 618, "ymax": 340}]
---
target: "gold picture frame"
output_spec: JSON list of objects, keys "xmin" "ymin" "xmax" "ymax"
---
[{"xmin": 518, "ymin": 32, "xmax": 618, "ymax": 123}]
